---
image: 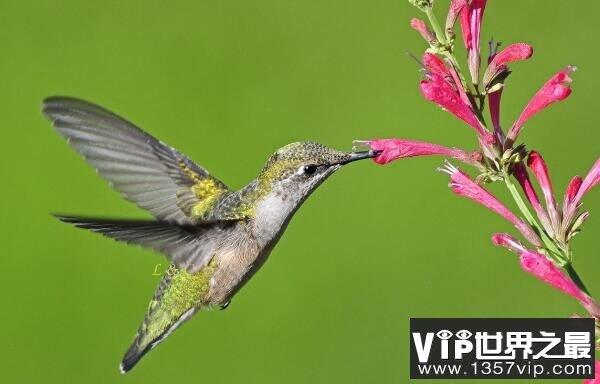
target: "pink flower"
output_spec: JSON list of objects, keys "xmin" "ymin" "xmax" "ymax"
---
[
  {"xmin": 513, "ymin": 163, "xmax": 554, "ymax": 237},
  {"xmin": 563, "ymin": 157, "xmax": 600, "ymax": 232},
  {"xmin": 574, "ymin": 157, "xmax": 600, "ymax": 204},
  {"xmin": 483, "ymin": 42, "xmax": 532, "ymax": 141},
  {"xmin": 419, "ymin": 53, "xmax": 494, "ymax": 142},
  {"xmin": 564, "ymin": 175, "xmax": 583, "ymax": 208},
  {"xmin": 491, "ymin": 233, "xmax": 526, "ymax": 254},
  {"xmin": 527, "ymin": 151, "xmax": 561, "ymax": 233},
  {"xmin": 422, "ymin": 52, "xmax": 451, "ymax": 78},
  {"xmin": 445, "ymin": 0, "xmax": 468, "ymax": 39},
  {"xmin": 360, "ymin": 138, "xmax": 480, "ymax": 166},
  {"xmin": 459, "ymin": 0, "xmax": 487, "ymax": 84},
  {"xmin": 423, "ymin": 52, "xmax": 472, "ymax": 106},
  {"xmin": 488, "ymin": 89, "xmax": 503, "ymax": 139},
  {"xmin": 440, "ymin": 163, "xmax": 541, "ymax": 246},
  {"xmin": 410, "ymin": 18, "xmax": 437, "ymax": 45},
  {"xmin": 507, "ymin": 66, "xmax": 575, "ymax": 143},
  {"xmin": 483, "ymin": 43, "xmax": 534, "ymax": 87},
  {"xmin": 520, "ymin": 250, "xmax": 593, "ymax": 304},
  {"xmin": 493, "ymin": 236, "xmax": 600, "ymax": 318},
  {"xmin": 489, "ymin": 43, "xmax": 534, "ymax": 68},
  {"xmin": 420, "ymin": 72, "xmax": 495, "ymax": 143},
  {"xmin": 583, "ymin": 361, "xmax": 600, "ymax": 383}
]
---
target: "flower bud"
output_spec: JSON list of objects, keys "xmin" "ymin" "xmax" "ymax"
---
[{"xmin": 408, "ymin": 0, "xmax": 433, "ymax": 11}]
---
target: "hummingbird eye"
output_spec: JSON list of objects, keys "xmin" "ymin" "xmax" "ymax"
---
[{"xmin": 302, "ymin": 164, "xmax": 318, "ymax": 176}]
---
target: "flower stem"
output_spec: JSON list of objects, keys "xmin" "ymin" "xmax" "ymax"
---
[{"xmin": 424, "ymin": 8, "xmax": 447, "ymax": 46}]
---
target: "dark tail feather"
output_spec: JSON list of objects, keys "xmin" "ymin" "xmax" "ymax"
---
[
  {"xmin": 120, "ymin": 339, "xmax": 154, "ymax": 374},
  {"xmin": 51, "ymin": 214, "xmax": 194, "ymax": 251},
  {"xmin": 52, "ymin": 214, "xmax": 170, "ymax": 235}
]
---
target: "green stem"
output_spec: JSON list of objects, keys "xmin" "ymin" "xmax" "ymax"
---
[
  {"xmin": 502, "ymin": 171, "xmax": 564, "ymax": 259},
  {"xmin": 424, "ymin": 8, "xmax": 447, "ymax": 46}
]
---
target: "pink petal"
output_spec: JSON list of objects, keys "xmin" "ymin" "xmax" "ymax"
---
[
  {"xmin": 483, "ymin": 43, "xmax": 534, "ymax": 86},
  {"xmin": 520, "ymin": 250, "xmax": 591, "ymax": 305},
  {"xmin": 491, "ymin": 233, "xmax": 526, "ymax": 254},
  {"xmin": 422, "ymin": 52, "xmax": 451, "ymax": 78},
  {"xmin": 491, "ymin": 43, "xmax": 534, "ymax": 67},
  {"xmin": 441, "ymin": 163, "xmax": 541, "ymax": 246},
  {"xmin": 564, "ymin": 175, "xmax": 583, "ymax": 207},
  {"xmin": 562, "ymin": 158, "xmax": 600, "ymax": 235},
  {"xmin": 447, "ymin": 62, "xmax": 472, "ymax": 106},
  {"xmin": 410, "ymin": 18, "xmax": 437, "ymax": 45},
  {"xmin": 583, "ymin": 361, "xmax": 600, "ymax": 383},
  {"xmin": 420, "ymin": 74, "xmax": 495, "ymax": 143},
  {"xmin": 507, "ymin": 66, "xmax": 575, "ymax": 143},
  {"xmin": 445, "ymin": 0, "xmax": 468, "ymax": 36},
  {"xmin": 488, "ymin": 89, "xmax": 503, "ymax": 138},
  {"xmin": 497, "ymin": 243, "xmax": 600, "ymax": 319},
  {"xmin": 459, "ymin": 0, "xmax": 487, "ymax": 50},
  {"xmin": 575, "ymin": 157, "xmax": 600, "ymax": 204},
  {"xmin": 459, "ymin": 0, "xmax": 487, "ymax": 84},
  {"xmin": 365, "ymin": 138, "xmax": 479, "ymax": 165},
  {"xmin": 527, "ymin": 151, "xmax": 561, "ymax": 233},
  {"xmin": 458, "ymin": 3, "xmax": 471, "ymax": 50}
]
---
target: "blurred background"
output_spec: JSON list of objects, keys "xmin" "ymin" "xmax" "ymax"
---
[{"xmin": 0, "ymin": 0, "xmax": 598, "ymax": 382}]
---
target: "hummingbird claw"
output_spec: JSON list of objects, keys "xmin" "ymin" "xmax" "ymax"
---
[{"xmin": 220, "ymin": 301, "xmax": 231, "ymax": 311}]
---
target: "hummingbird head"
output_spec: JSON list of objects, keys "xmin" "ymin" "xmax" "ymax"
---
[
  {"xmin": 258, "ymin": 141, "xmax": 377, "ymax": 201},
  {"xmin": 247, "ymin": 141, "xmax": 378, "ymax": 244}
]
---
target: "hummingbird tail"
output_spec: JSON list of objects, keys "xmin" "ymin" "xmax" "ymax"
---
[
  {"xmin": 119, "ymin": 306, "xmax": 196, "ymax": 373},
  {"xmin": 119, "ymin": 272, "xmax": 199, "ymax": 374},
  {"xmin": 120, "ymin": 339, "xmax": 151, "ymax": 374},
  {"xmin": 52, "ymin": 214, "xmax": 217, "ymax": 373}
]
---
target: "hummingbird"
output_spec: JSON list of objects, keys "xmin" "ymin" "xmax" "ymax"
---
[{"xmin": 43, "ymin": 97, "xmax": 377, "ymax": 373}]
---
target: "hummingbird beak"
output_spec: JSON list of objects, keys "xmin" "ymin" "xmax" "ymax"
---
[{"xmin": 336, "ymin": 149, "xmax": 381, "ymax": 166}]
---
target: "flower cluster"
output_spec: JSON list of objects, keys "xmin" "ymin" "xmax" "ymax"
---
[{"xmin": 359, "ymin": 1, "xmax": 600, "ymax": 377}]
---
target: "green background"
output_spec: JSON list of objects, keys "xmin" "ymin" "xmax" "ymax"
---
[{"xmin": 1, "ymin": 0, "xmax": 598, "ymax": 382}]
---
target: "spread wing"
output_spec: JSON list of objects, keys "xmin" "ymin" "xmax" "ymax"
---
[{"xmin": 43, "ymin": 97, "xmax": 228, "ymax": 224}]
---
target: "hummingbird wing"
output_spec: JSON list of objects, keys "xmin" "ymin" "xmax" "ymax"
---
[
  {"xmin": 43, "ymin": 96, "xmax": 229, "ymax": 225},
  {"xmin": 53, "ymin": 215, "xmax": 232, "ymax": 272}
]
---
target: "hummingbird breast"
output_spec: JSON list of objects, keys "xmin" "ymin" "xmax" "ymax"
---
[{"xmin": 205, "ymin": 191, "xmax": 298, "ymax": 305}]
